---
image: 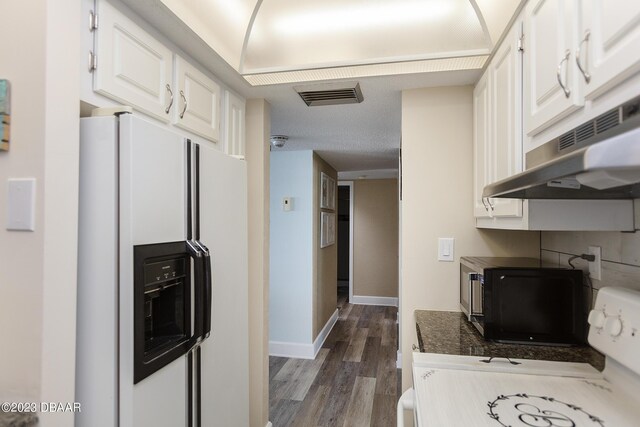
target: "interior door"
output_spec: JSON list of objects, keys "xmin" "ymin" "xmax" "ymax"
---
[
  {"xmin": 196, "ymin": 143, "xmax": 249, "ymax": 427},
  {"xmin": 119, "ymin": 114, "xmax": 188, "ymax": 427}
]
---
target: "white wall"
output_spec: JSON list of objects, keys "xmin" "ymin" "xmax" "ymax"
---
[
  {"xmin": 0, "ymin": 1, "xmax": 80, "ymax": 425},
  {"xmin": 400, "ymin": 86, "xmax": 540, "ymax": 390},
  {"xmin": 269, "ymin": 151, "xmax": 314, "ymax": 345}
]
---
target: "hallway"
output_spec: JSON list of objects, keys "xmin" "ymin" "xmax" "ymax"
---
[{"xmin": 269, "ymin": 293, "xmax": 400, "ymax": 426}]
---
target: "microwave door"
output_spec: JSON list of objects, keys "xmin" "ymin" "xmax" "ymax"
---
[
  {"xmin": 460, "ymin": 265, "xmax": 474, "ymax": 318},
  {"xmin": 469, "ymin": 273, "xmax": 484, "ymax": 320}
]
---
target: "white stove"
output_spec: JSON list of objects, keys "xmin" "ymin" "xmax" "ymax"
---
[{"xmin": 400, "ymin": 287, "xmax": 640, "ymax": 426}]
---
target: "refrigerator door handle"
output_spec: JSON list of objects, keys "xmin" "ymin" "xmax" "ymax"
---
[
  {"xmin": 195, "ymin": 241, "xmax": 212, "ymax": 339},
  {"xmin": 186, "ymin": 240, "xmax": 205, "ymax": 345}
]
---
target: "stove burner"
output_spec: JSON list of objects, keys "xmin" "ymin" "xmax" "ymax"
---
[{"xmin": 487, "ymin": 394, "xmax": 604, "ymax": 427}]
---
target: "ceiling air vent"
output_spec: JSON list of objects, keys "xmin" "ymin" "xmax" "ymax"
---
[{"xmin": 294, "ymin": 81, "xmax": 364, "ymax": 107}]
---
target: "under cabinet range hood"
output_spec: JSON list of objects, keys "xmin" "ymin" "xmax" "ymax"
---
[{"xmin": 484, "ymin": 96, "xmax": 640, "ymax": 200}]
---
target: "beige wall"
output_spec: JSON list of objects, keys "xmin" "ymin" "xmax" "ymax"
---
[
  {"xmin": 312, "ymin": 153, "xmax": 338, "ymax": 339},
  {"xmin": 400, "ymin": 86, "xmax": 540, "ymax": 391},
  {"xmin": 353, "ymin": 179, "xmax": 399, "ymax": 298},
  {"xmin": 0, "ymin": 4, "xmax": 80, "ymax": 424},
  {"xmin": 246, "ymin": 99, "xmax": 270, "ymax": 427}
]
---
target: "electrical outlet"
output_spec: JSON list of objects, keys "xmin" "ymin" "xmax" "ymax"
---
[{"xmin": 588, "ymin": 246, "xmax": 602, "ymax": 281}]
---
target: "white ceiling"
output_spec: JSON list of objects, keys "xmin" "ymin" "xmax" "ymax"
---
[
  {"xmin": 253, "ymin": 69, "xmax": 481, "ymax": 171},
  {"xmin": 126, "ymin": 0, "xmax": 524, "ymax": 172}
]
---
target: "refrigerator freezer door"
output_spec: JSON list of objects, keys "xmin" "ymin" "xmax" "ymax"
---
[
  {"xmin": 119, "ymin": 115, "xmax": 188, "ymax": 427},
  {"xmin": 197, "ymin": 142, "xmax": 250, "ymax": 427}
]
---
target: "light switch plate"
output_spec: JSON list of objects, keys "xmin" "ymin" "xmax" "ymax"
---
[
  {"xmin": 438, "ymin": 237, "xmax": 454, "ymax": 262},
  {"xmin": 283, "ymin": 197, "xmax": 292, "ymax": 211},
  {"xmin": 6, "ymin": 178, "xmax": 36, "ymax": 231}
]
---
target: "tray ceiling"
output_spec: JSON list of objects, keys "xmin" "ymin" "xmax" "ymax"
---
[{"xmin": 159, "ymin": 0, "xmax": 523, "ymax": 85}]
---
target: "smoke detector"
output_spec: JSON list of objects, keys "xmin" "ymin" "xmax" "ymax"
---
[
  {"xmin": 294, "ymin": 81, "xmax": 364, "ymax": 107},
  {"xmin": 270, "ymin": 135, "xmax": 289, "ymax": 148}
]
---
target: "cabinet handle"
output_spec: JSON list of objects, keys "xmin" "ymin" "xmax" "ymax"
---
[
  {"xmin": 576, "ymin": 30, "xmax": 591, "ymax": 84},
  {"xmin": 165, "ymin": 84, "xmax": 173, "ymax": 114},
  {"xmin": 180, "ymin": 90, "xmax": 187, "ymax": 119},
  {"xmin": 557, "ymin": 50, "xmax": 572, "ymax": 98}
]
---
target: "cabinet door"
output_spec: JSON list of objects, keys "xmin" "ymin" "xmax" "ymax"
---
[
  {"xmin": 174, "ymin": 55, "xmax": 221, "ymax": 142},
  {"xmin": 224, "ymin": 91, "xmax": 246, "ymax": 158},
  {"xmin": 524, "ymin": 0, "xmax": 583, "ymax": 135},
  {"xmin": 489, "ymin": 24, "xmax": 523, "ymax": 218},
  {"xmin": 473, "ymin": 73, "xmax": 491, "ymax": 219},
  {"xmin": 94, "ymin": 0, "xmax": 173, "ymax": 122},
  {"xmin": 581, "ymin": 0, "xmax": 640, "ymax": 99}
]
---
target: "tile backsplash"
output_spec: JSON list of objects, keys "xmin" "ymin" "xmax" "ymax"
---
[{"xmin": 541, "ymin": 200, "xmax": 640, "ymax": 306}]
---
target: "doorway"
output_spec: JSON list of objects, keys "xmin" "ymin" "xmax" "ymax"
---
[{"xmin": 337, "ymin": 182, "xmax": 352, "ymax": 304}]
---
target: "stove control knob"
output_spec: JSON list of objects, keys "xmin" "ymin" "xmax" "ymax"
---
[
  {"xmin": 588, "ymin": 309, "xmax": 606, "ymax": 329},
  {"xmin": 604, "ymin": 316, "xmax": 623, "ymax": 337}
]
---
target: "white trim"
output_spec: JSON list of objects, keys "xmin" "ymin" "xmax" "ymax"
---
[
  {"xmin": 397, "ymin": 351, "xmax": 402, "ymax": 369},
  {"xmin": 269, "ymin": 341, "xmax": 315, "ymax": 359},
  {"xmin": 351, "ymin": 295, "xmax": 399, "ymax": 307},
  {"xmin": 338, "ymin": 181, "xmax": 354, "ymax": 305},
  {"xmin": 269, "ymin": 309, "xmax": 339, "ymax": 359},
  {"xmin": 313, "ymin": 309, "xmax": 339, "ymax": 356},
  {"xmin": 265, "ymin": 422, "xmax": 273, "ymax": 427}
]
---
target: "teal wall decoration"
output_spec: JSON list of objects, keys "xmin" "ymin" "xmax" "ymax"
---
[{"xmin": 1, "ymin": 79, "xmax": 11, "ymax": 151}]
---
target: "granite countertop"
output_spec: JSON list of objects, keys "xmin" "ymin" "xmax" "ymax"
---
[
  {"xmin": 0, "ymin": 412, "xmax": 38, "ymax": 427},
  {"xmin": 415, "ymin": 310, "xmax": 605, "ymax": 371}
]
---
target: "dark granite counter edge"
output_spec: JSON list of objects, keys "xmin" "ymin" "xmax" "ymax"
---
[
  {"xmin": 0, "ymin": 412, "xmax": 38, "ymax": 427},
  {"xmin": 415, "ymin": 309, "xmax": 605, "ymax": 371}
]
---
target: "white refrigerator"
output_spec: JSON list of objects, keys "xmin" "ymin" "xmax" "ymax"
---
[{"xmin": 76, "ymin": 113, "xmax": 249, "ymax": 427}]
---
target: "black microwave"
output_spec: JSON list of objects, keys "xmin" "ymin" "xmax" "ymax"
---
[{"xmin": 460, "ymin": 257, "xmax": 586, "ymax": 346}]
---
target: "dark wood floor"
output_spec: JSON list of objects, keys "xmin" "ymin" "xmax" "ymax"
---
[{"xmin": 269, "ymin": 289, "xmax": 400, "ymax": 427}]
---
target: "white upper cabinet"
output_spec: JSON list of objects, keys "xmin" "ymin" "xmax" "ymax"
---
[
  {"xmin": 224, "ymin": 91, "xmax": 246, "ymax": 159},
  {"xmin": 524, "ymin": 0, "xmax": 583, "ymax": 135},
  {"xmin": 489, "ymin": 23, "xmax": 523, "ymax": 218},
  {"xmin": 473, "ymin": 73, "xmax": 491, "ymax": 219},
  {"xmin": 579, "ymin": 0, "xmax": 640, "ymax": 100},
  {"xmin": 94, "ymin": 0, "xmax": 173, "ymax": 122},
  {"xmin": 173, "ymin": 55, "xmax": 221, "ymax": 142},
  {"xmin": 473, "ymin": 21, "xmax": 523, "ymax": 222}
]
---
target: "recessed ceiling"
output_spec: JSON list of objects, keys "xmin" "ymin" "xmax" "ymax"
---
[
  {"xmin": 124, "ymin": 0, "xmax": 524, "ymax": 172},
  {"xmin": 158, "ymin": 0, "xmax": 523, "ymax": 84}
]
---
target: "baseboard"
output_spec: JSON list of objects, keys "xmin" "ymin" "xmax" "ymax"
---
[
  {"xmin": 351, "ymin": 295, "xmax": 398, "ymax": 307},
  {"xmin": 269, "ymin": 340, "xmax": 315, "ymax": 359},
  {"xmin": 269, "ymin": 309, "xmax": 339, "ymax": 359},
  {"xmin": 313, "ymin": 308, "xmax": 339, "ymax": 356},
  {"xmin": 397, "ymin": 350, "xmax": 402, "ymax": 369}
]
